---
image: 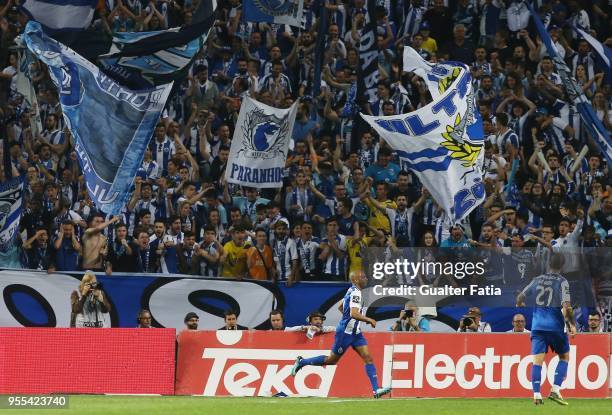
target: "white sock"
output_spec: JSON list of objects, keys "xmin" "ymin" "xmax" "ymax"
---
[
  {"xmin": 533, "ymin": 392, "xmax": 542, "ymax": 399},
  {"xmin": 552, "ymin": 385, "xmax": 560, "ymax": 395}
]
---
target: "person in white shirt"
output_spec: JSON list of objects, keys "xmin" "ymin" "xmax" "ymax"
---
[
  {"xmin": 285, "ymin": 311, "xmax": 336, "ymax": 336},
  {"xmin": 506, "ymin": 0, "xmax": 530, "ymax": 32},
  {"xmin": 551, "ymin": 210, "xmax": 584, "ymax": 274},
  {"xmin": 507, "ymin": 313, "xmax": 530, "ymax": 333}
]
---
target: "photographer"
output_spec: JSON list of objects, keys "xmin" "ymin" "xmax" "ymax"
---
[
  {"xmin": 390, "ymin": 302, "xmax": 431, "ymax": 332},
  {"xmin": 457, "ymin": 307, "xmax": 492, "ymax": 332},
  {"xmin": 70, "ymin": 271, "xmax": 111, "ymax": 328}
]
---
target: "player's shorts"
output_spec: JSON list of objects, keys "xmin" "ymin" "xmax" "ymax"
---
[
  {"xmin": 331, "ymin": 331, "xmax": 367, "ymax": 356},
  {"xmin": 530, "ymin": 330, "xmax": 570, "ymax": 355}
]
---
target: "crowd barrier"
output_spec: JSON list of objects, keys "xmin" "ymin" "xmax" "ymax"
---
[
  {"xmin": 0, "ymin": 328, "xmax": 176, "ymax": 395},
  {"xmin": 176, "ymin": 331, "xmax": 612, "ymax": 398},
  {"xmin": 0, "ymin": 328, "xmax": 609, "ymax": 397}
]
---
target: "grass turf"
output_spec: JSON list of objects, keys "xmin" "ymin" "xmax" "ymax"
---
[{"xmin": 13, "ymin": 396, "xmax": 611, "ymax": 415}]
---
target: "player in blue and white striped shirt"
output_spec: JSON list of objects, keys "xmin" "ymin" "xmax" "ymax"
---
[{"xmin": 291, "ymin": 270, "xmax": 392, "ymax": 399}]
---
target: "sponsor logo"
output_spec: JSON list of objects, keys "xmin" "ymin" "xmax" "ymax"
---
[
  {"xmin": 201, "ymin": 348, "xmax": 336, "ymax": 397},
  {"xmin": 382, "ymin": 344, "xmax": 609, "ymax": 391}
]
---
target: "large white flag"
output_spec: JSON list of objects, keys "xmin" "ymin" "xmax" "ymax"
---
[
  {"xmin": 361, "ymin": 48, "xmax": 485, "ymax": 222},
  {"xmin": 226, "ymin": 96, "xmax": 298, "ymax": 188}
]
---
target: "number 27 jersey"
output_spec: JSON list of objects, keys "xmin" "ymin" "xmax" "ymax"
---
[{"xmin": 521, "ymin": 272, "xmax": 570, "ymax": 332}]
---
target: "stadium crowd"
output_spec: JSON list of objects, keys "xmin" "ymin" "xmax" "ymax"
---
[{"xmin": 0, "ymin": 0, "xmax": 610, "ymax": 331}]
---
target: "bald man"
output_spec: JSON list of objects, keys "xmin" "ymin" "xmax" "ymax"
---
[{"xmin": 291, "ymin": 271, "xmax": 392, "ymax": 398}]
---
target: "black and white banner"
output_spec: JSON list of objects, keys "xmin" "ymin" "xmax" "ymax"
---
[
  {"xmin": 356, "ymin": 0, "xmax": 380, "ymax": 104},
  {"xmin": 0, "ymin": 178, "xmax": 24, "ymax": 253},
  {"xmin": 225, "ymin": 97, "xmax": 298, "ymax": 188}
]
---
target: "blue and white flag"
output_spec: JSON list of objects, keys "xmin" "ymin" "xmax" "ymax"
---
[
  {"xmin": 23, "ymin": 21, "xmax": 173, "ymax": 215},
  {"xmin": 20, "ymin": 0, "xmax": 97, "ymax": 33},
  {"xmin": 571, "ymin": 24, "xmax": 612, "ymax": 70},
  {"xmin": 0, "ymin": 177, "xmax": 24, "ymax": 253},
  {"xmin": 243, "ymin": 0, "xmax": 305, "ymax": 28},
  {"xmin": 15, "ymin": 47, "xmax": 44, "ymax": 138},
  {"xmin": 528, "ymin": 5, "xmax": 612, "ymax": 166},
  {"xmin": 99, "ymin": 0, "xmax": 218, "ymax": 88},
  {"xmin": 226, "ymin": 96, "xmax": 298, "ymax": 188},
  {"xmin": 403, "ymin": 47, "xmax": 463, "ymax": 100},
  {"xmin": 99, "ymin": 31, "xmax": 209, "ymax": 89},
  {"xmin": 362, "ymin": 48, "xmax": 485, "ymax": 222}
]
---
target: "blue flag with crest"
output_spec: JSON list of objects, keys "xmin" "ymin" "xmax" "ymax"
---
[
  {"xmin": 243, "ymin": 0, "xmax": 305, "ymax": 28},
  {"xmin": 23, "ymin": 21, "xmax": 173, "ymax": 215}
]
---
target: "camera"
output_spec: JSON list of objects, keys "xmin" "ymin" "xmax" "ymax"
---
[
  {"xmin": 462, "ymin": 316, "xmax": 474, "ymax": 327},
  {"xmin": 403, "ymin": 309, "xmax": 414, "ymax": 319},
  {"xmin": 88, "ymin": 282, "xmax": 102, "ymax": 290}
]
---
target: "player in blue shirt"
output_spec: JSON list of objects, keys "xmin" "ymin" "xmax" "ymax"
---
[
  {"xmin": 516, "ymin": 253, "xmax": 576, "ymax": 406},
  {"xmin": 291, "ymin": 270, "xmax": 392, "ymax": 399}
]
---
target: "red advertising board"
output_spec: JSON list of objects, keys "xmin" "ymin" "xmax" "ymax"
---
[
  {"xmin": 0, "ymin": 328, "xmax": 176, "ymax": 395},
  {"xmin": 176, "ymin": 331, "xmax": 611, "ymax": 398}
]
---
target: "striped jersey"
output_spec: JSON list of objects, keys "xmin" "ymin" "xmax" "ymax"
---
[
  {"xmin": 337, "ymin": 285, "xmax": 365, "ymax": 335},
  {"xmin": 296, "ymin": 237, "xmax": 320, "ymax": 276},
  {"xmin": 321, "ymin": 234, "xmax": 347, "ymax": 277},
  {"xmin": 273, "ymin": 237, "xmax": 298, "ymax": 281}
]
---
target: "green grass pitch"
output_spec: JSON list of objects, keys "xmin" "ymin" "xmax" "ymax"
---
[{"xmin": 13, "ymin": 396, "xmax": 611, "ymax": 415}]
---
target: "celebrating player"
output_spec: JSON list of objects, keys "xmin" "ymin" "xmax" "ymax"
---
[
  {"xmin": 516, "ymin": 253, "xmax": 576, "ymax": 406},
  {"xmin": 290, "ymin": 270, "xmax": 392, "ymax": 399}
]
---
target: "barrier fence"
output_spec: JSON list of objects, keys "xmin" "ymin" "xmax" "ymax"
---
[
  {"xmin": 175, "ymin": 331, "xmax": 611, "ymax": 398},
  {"xmin": 1, "ymin": 328, "xmax": 609, "ymax": 397},
  {"xmin": 0, "ymin": 328, "xmax": 176, "ymax": 395}
]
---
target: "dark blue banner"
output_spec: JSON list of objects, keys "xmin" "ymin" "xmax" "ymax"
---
[{"xmin": 0, "ymin": 269, "xmax": 579, "ymax": 333}]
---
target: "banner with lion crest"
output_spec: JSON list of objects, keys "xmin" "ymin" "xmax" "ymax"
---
[
  {"xmin": 226, "ymin": 96, "xmax": 298, "ymax": 188},
  {"xmin": 361, "ymin": 47, "xmax": 485, "ymax": 223}
]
